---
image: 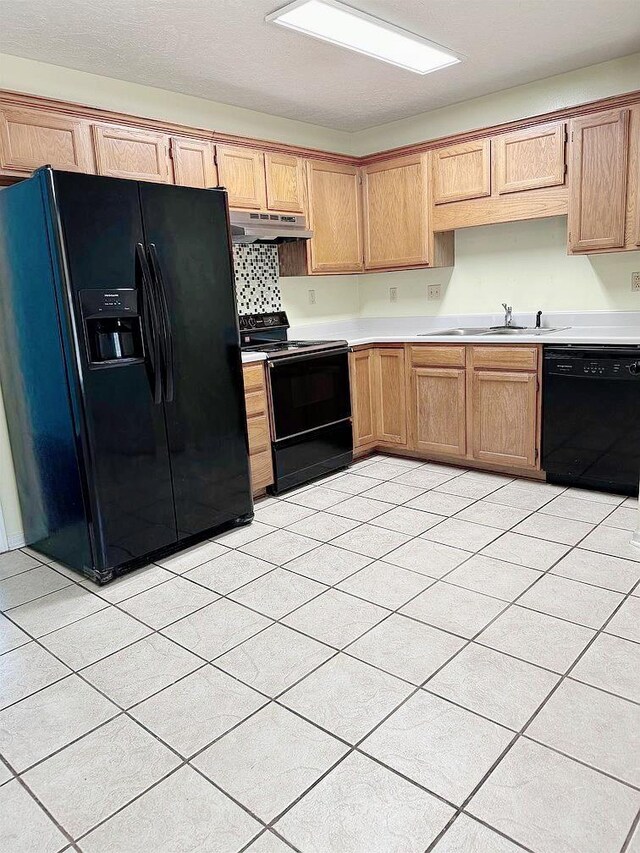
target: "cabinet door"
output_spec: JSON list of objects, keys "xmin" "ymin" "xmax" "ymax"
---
[
  {"xmin": 363, "ymin": 154, "xmax": 429, "ymax": 269},
  {"xmin": 374, "ymin": 349, "xmax": 407, "ymax": 444},
  {"xmin": 568, "ymin": 109, "xmax": 630, "ymax": 251},
  {"xmin": 92, "ymin": 124, "xmax": 171, "ymax": 182},
  {"xmin": 306, "ymin": 160, "xmax": 364, "ymax": 273},
  {"xmin": 0, "ymin": 107, "xmax": 95, "ymax": 174},
  {"xmin": 410, "ymin": 367, "xmax": 466, "ymax": 457},
  {"xmin": 433, "ymin": 140, "xmax": 491, "ymax": 204},
  {"xmin": 171, "ymin": 137, "xmax": 216, "ymax": 188},
  {"xmin": 265, "ymin": 152, "xmax": 305, "ymax": 213},
  {"xmin": 216, "ymin": 145, "xmax": 266, "ymax": 209},
  {"xmin": 471, "ymin": 370, "xmax": 538, "ymax": 468},
  {"xmin": 350, "ymin": 349, "xmax": 376, "ymax": 447},
  {"xmin": 494, "ymin": 122, "xmax": 565, "ymax": 194}
]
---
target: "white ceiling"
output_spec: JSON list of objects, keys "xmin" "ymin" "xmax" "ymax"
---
[{"xmin": 1, "ymin": 0, "xmax": 639, "ymax": 131}]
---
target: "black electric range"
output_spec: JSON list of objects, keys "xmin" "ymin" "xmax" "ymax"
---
[{"xmin": 239, "ymin": 312, "xmax": 353, "ymax": 493}]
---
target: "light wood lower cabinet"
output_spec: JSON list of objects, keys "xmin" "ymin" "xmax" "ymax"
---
[
  {"xmin": 470, "ymin": 369, "xmax": 538, "ymax": 468},
  {"xmin": 242, "ymin": 362, "xmax": 274, "ymax": 494},
  {"xmin": 350, "ymin": 349, "xmax": 376, "ymax": 447},
  {"xmin": 350, "ymin": 347, "xmax": 406, "ymax": 448},
  {"xmin": 410, "ymin": 367, "xmax": 466, "ymax": 457},
  {"xmin": 374, "ymin": 348, "xmax": 407, "ymax": 444},
  {"xmin": 353, "ymin": 343, "xmax": 541, "ymax": 474}
]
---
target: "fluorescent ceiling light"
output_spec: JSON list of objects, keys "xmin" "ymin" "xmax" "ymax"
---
[{"xmin": 266, "ymin": 0, "xmax": 461, "ymax": 75}]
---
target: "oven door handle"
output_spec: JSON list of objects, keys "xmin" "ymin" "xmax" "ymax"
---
[
  {"xmin": 268, "ymin": 347, "xmax": 349, "ymax": 367},
  {"xmin": 272, "ymin": 416, "xmax": 353, "ymax": 444}
]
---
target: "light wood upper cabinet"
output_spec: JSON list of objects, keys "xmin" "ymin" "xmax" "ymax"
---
[
  {"xmin": 92, "ymin": 124, "xmax": 171, "ymax": 182},
  {"xmin": 0, "ymin": 107, "xmax": 95, "ymax": 174},
  {"xmin": 170, "ymin": 137, "xmax": 216, "ymax": 188},
  {"xmin": 362, "ymin": 153, "xmax": 429, "ymax": 269},
  {"xmin": 374, "ymin": 349, "xmax": 407, "ymax": 444},
  {"xmin": 264, "ymin": 152, "xmax": 305, "ymax": 213},
  {"xmin": 350, "ymin": 349, "xmax": 376, "ymax": 448},
  {"xmin": 216, "ymin": 145, "xmax": 266, "ymax": 209},
  {"xmin": 306, "ymin": 160, "xmax": 364, "ymax": 273},
  {"xmin": 433, "ymin": 139, "xmax": 491, "ymax": 204},
  {"xmin": 568, "ymin": 109, "xmax": 630, "ymax": 251},
  {"xmin": 494, "ymin": 122, "xmax": 566, "ymax": 194},
  {"xmin": 470, "ymin": 370, "xmax": 538, "ymax": 468},
  {"xmin": 410, "ymin": 367, "xmax": 467, "ymax": 457}
]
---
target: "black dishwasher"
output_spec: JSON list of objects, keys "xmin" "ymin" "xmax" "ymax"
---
[{"xmin": 542, "ymin": 346, "xmax": 640, "ymax": 495}]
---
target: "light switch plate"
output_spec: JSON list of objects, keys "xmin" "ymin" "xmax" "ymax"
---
[{"xmin": 428, "ymin": 284, "xmax": 442, "ymax": 301}]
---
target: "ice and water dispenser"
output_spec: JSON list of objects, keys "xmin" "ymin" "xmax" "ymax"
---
[{"xmin": 80, "ymin": 289, "xmax": 144, "ymax": 367}]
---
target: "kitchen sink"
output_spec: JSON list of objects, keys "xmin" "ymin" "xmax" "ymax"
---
[
  {"xmin": 419, "ymin": 326, "xmax": 568, "ymax": 337},
  {"xmin": 418, "ymin": 327, "xmax": 492, "ymax": 336},
  {"xmin": 488, "ymin": 326, "xmax": 567, "ymax": 335}
]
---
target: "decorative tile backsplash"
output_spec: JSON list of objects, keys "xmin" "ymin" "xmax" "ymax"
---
[{"xmin": 232, "ymin": 244, "xmax": 282, "ymax": 315}]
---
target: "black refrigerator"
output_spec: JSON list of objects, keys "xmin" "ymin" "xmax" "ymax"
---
[{"xmin": 0, "ymin": 168, "xmax": 253, "ymax": 583}]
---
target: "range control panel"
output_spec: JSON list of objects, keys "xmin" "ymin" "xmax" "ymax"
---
[{"xmin": 238, "ymin": 312, "xmax": 289, "ymax": 332}]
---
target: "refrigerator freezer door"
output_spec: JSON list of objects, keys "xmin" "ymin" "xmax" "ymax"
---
[
  {"xmin": 52, "ymin": 172, "xmax": 178, "ymax": 571},
  {"xmin": 138, "ymin": 183, "xmax": 252, "ymax": 537}
]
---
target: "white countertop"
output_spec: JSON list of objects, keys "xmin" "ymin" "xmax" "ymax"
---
[
  {"xmin": 344, "ymin": 327, "xmax": 640, "ymax": 346},
  {"xmin": 240, "ymin": 351, "xmax": 267, "ymax": 363},
  {"xmin": 240, "ymin": 311, "xmax": 640, "ymax": 361}
]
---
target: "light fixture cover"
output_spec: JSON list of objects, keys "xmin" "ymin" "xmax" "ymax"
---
[{"xmin": 266, "ymin": 0, "xmax": 461, "ymax": 75}]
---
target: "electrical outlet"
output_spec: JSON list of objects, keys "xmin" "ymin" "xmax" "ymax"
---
[
  {"xmin": 308, "ymin": 289, "xmax": 316, "ymax": 305},
  {"xmin": 428, "ymin": 284, "xmax": 442, "ymax": 301},
  {"xmin": 389, "ymin": 286, "xmax": 398, "ymax": 303},
  {"xmin": 632, "ymin": 272, "xmax": 640, "ymax": 292}
]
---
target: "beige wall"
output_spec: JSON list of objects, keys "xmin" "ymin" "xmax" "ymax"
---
[
  {"xmin": 0, "ymin": 53, "xmax": 356, "ymax": 155},
  {"xmin": 0, "ymin": 382, "xmax": 21, "ymax": 546},
  {"xmin": 279, "ymin": 275, "xmax": 360, "ymax": 325},
  {"xmin": 357, "ymin": 217, "xmax": 640, "ymax": 319},
  {"xmin": 351, "ymin": 52, "xmax": 640, "ymax": 155}
]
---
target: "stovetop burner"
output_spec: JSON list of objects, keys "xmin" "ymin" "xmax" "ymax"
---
[{"xmin": 239, "ymin": 311, "xmax": 347, "ymax": 359}]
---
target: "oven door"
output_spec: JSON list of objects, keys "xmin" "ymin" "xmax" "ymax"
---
[{"xmin": 268, "ymin": 349, "xmax": 351, "ymax": 441}]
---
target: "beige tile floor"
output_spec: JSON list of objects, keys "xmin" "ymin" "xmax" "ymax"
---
[{"xmin": 1, "ymin": 453, "xmax": 639, "ymax": 852}]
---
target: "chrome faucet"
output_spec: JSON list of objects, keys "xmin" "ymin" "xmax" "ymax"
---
[{"xmin": 502, "ymin": 303, "xmax": 513, "ymax": 327}]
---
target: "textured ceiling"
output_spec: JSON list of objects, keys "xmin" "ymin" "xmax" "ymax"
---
[{"xmin": 1, "ymin": 0, "xmax": 639, "ymax": 131}]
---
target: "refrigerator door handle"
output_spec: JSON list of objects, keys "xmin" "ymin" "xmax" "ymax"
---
[
  {"xmin": 136, "ymin": 242, "xmax": 163, "ymax": 405},
  {"xmin": 147, "ymin": 243, "xmax": 175, "ymax": 403}
]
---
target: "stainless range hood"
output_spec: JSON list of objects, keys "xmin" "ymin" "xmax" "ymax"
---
[{"xmin": 230, "ymin": 211, "xmax": 313, "ymax": 243}]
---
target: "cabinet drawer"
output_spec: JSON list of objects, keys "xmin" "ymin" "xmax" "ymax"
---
[
  {"xmin": 471, "ymin": 346, "xmax": 537, "ymax": 371},
  {"xmin": 249, "ymin": 449, "xmax": 274, "ymax": 492},
  {"xmin": 247, "ymin": 416, "xmax": 270, "ymax": 455},
  {"xmin": 243, "ymin": 363, "xmax": 266, "ymax": 393},
  {"xmin": 410, "ymin": 345, "xmax": 466, "ymax": 368},
  {"xmin": 245, "ymin": 389, "xmax": 266, "ymax": 418}
]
